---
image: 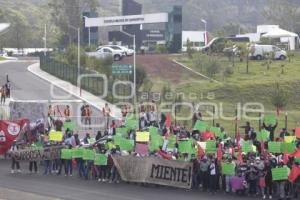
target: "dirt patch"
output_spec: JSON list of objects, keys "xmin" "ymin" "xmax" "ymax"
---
[{"xmin": 117, "ymin": 54, "xmax": 198, "ymax": 83}]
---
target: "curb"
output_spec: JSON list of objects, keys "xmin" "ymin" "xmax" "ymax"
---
[
  {"xmin": 172, "ymin": 59, "xmax": 222, "ymax": 84},
  {"xmin": 27, "ymin": 62, "xmax": 121, "ymax": 118}
]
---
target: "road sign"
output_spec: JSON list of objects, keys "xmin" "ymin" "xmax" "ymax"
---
[{"xmin": 112, "ymin": 64, "xmax": 133, "ymax": 75}]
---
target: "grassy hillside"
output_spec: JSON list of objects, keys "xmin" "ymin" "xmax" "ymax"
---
[{"xmin": 163, "ymin": 53, "xmax": 300, "ymax": 134}]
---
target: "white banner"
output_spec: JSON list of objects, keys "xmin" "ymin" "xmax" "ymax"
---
[
  {"xmin": 112, "ymin": 155, "xmax": 193, "ymax": 189},
  {"xmin": 85, "ymin": 13, "xmax": 168, "ymax": 27}
]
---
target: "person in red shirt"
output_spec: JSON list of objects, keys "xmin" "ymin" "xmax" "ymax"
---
[
  {"xmin": 64, "ymin": 105, "xmax": 71, "ymax": 121},
  {"xmin": 85, "ymin": 105, "xmax": 92, "ymax": 128}
]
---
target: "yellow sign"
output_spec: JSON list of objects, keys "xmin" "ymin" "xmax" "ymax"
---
[
  {"xmin": 136, "ymin": 132, "xmax": 150, "ymax": 142},
  {"xmin": 284, "ymin": 136, "xmax": 296, "ymax": 143},
  {"xmin": 49, "ymin": 131, "xmax": 63, "ymax": 142}
]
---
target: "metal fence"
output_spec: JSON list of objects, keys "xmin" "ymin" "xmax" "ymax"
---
[{"xmin": 40, "ymin": 56, "xmax": 105, "ymax": 97}]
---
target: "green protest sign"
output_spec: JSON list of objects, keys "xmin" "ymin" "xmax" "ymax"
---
[
  {"xmin": 264, "ymin": 114, "xmax": 277, "ymax": 126},
  {"xmin": 113, "ymin": 135, "xmax": 123, "ymax": 146},
  {"xmin": 268, "ymin": 142, "xmax": 282, "ymax": 153},
  {"xmin": 105, "ymin": 142, "xmax": 114, "ymax": 150},
  {"xmin": 210, "ymin": 127, "xmax": 223, "ymax": 138},
  {"xmin": 72, "ymin": 148, "xmax": 84, "ymax": 158},
  {"xmin": 151, "ymin": 134, "xmax": 163, "ymax": 145},
  {"xmin": 64, "ymin": 121, "xmax": 75, "ymax": 131},
  {"xmin": 295, "ymin": 157, "xmax": 300, "ymax": 164},
  {"xmin": 257, "ymin": 129, "xmax": 270, "ymax": 142},
  {"xmin": 222, "ymin": 163, "xmax": 235, "ymax": 176},
  {"xmin": 206, "ymin": 140, "xmax": 216, "ymax": 153},
  {"xmin": 61, "ymin": 149, "xmax": 72, "ymax": 160},
  {"xmin": 149, "ymin": 126, "xmax": 159, "ymax": 136},
  {"xmin": 242, "ymin": 142, "xmax": 253, "ymax": 153},
  {"xmin": 83, "ymin": 149, "xmax": 95, "ymax": 160},
  {"xmin": 88, "ymin": 138, "xmax": 96, "ymax": 144},
  {"xmin": 94, "ymin": 154, "xmax": 108, "ymax": 166},
  {"xmin": 116, "ymin": 128, "xmax": 127, "ymax": 137},
  {"xmin": 272, "ymin": 166, "xmax": 290, "ymax": 181},
  {"xmin": 194, "ymin": 120, "xmax": 208, "ymax": 132},
  {"xmin": 126, "ymin": 119, "xmax": 138, "ymax": 130},
  {"xmin": 119, "ymin": 139, "xmax": 134, "ymax": 151},
  {"xmin": 167, "ymin": 135, "xmax": 176, "ymax": 149},
  {"xmin": 126, "ymin": 113, "xmax": 137, "ymax": 120},
  {"xmin": 281, "ymin": 142, "xmax": 296, "ymax": 154},
  {"xmin": 179, "ymin": 140, "xmax": 193, "ymax": 154},
  {"xmin": 149, "ymin": 141, "xmax": 161, "ymax": 152}
]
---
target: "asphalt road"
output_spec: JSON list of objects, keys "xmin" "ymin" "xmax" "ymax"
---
[
  {"xmin": 0, "ymin": 60, "xmax": 74, "ymax": 101},
  {"xmin": 0, "ymin": 159, "xmax": 254, "ymax": 200},
  {"xmin": 0, "ymin": 59, "xmax": 104, "ymax": 133}
]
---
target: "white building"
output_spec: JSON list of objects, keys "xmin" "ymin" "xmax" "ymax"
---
[
  {"xmin": 236, "ymin": 25, "xmax": 299, "ymax": 50},
  {"xmin": 182, "ymin": 31, "xmax": 206, "ymax": 52}
]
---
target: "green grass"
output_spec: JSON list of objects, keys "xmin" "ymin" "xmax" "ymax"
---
[
  {"xmin": 144, "ymin": 53, "xmax": 300, "ymax": 135},
  {"xmin": 0, "ymin": 56, "xmax": 6, "ymax": 61}
]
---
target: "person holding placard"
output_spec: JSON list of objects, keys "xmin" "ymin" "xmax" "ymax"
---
[{"xmin": 263, "ymin": 121, "xmax": 278, "ymax": 142}]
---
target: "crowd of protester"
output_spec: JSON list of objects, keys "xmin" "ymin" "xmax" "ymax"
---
[{"xmin": 7, "ymin": 104, "xmax": 300, "ymax": 200}]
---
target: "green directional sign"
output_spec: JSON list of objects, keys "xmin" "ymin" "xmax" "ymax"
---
[{"xmin": 112, "ymin": 64, "xmax": 133, "ymax": 75}]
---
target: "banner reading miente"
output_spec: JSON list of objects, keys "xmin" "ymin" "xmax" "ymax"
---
[
  {"xmin": 12, "ymin": 146, "xmax": 63, "ymax": 161},
  {"xmin": 112, "ymin": 155, "xmax": 193, "ymax": 189}
]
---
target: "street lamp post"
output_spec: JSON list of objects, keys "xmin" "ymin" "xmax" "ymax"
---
[
  {"xmin": 119, "ymin": 26, "xmax": 136, "ymax": 107},
  {"xmin": 201, "ymin": 19, "xmax": 207, "ymax": 45},
  {"xmin": 69, "ymin": 25, "xmax": 81, "ymax": 96}
]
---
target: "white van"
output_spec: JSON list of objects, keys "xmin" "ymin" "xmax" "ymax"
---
[{"xmin": 250, "ymin": 44, "xmax": 287, "ymax": 60}]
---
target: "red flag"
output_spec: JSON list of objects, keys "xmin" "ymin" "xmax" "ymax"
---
[
  {"xmin": 283, "ymin": 151, "xmax": 289, "ymax": 165},
  {"xmin": 237, "ymin": 148, "xmax": 243, "ymax": 163},
  {"xmin": 0, "ymin": 119, "xmax": 28, "ymax": 155},
  {"xmin": 288, "ymin": 164, "xmax": 300, "ymax": 183},
  {"xmin": 165, "ymin": 113, "xmax": 172, "ymax": 128},
  {"xmin": 217, "ymin": 143, "xmax": 223, "ymax": 161},
  {"xmin": 158, "ymin": 150, "xmax": 172, "ymax": 160},
  {"xmin": 236, "ymin": 132, "xmax": 241, "ymax": 148},
  {"xmin": 197, "ymin": 143, "xmax": 204, "ymax": 160},
  {"xmin": 202, "ymin": 132, "xmax": 216, "ymax": 141},
  {"xmin": 289, "ymin": 149, "xmax": 300, "ymax": 157}
]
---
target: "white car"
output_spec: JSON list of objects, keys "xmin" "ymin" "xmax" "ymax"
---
[
  {"xmin": 95, "ymin": 46, "xmax": 125, "ymax": 61},
  {"xmin": 86, "ymin": 51, "xmax": 112, "ymax": 60},
  {"xmin": 107, "ymin": 45, "xmax": 134, "ymax": 56}
]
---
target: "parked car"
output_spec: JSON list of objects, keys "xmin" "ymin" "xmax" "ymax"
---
[
  {"xmin": 106, "ymin": 45, "xmax": 134, "ymax": 56},
  {"xmin": 250, "ymin": 44, "xmax": 287, "ymax": 60},
  {"xmin": 96, "ymin": 46, "xmax": 125, "ymax": 61},
  {"xmin": 86, "ymin": 50, "xmax": 113, "ymax": 60}
]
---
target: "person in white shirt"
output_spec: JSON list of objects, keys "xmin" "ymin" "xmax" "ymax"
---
[
  {"xmin": 9, "ymin": 142, "xmax": 21, "ymax": 173},
  {"xmin": 209, "ymin": 159, "xmax": 217, "ymax": 194}
]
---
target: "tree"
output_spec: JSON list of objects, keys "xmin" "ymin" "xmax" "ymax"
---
[
  {"xmin": 237, "ymin": 43, "xmax": 253, "ymax": 73},
  {"xmin": 192, "ymin": 53, "xmax": 209, "ymax": 73},
  {"xmin": 287, "ymin": 51, "xmax": 294, "ymax": 62},
  {"xmin": 186, "ymin": 38, "xmax": 194, "ymax": 59},
  {"xmin": 135, "ymin": 65, "xmax": 147, "ymax": 92},
  {"xmin": 0, "ymin": 8, "xmax": 32, "ymax": 49},
  {"xmin": 263, "ymin": 0, "xmax": 300, "ymax": 32},
  {"xmin": 48, "ymin": 0, "xmax": 99, "ymax": 47},
  {"xmin": 262, "ymin": 52, "xmax": 274, "ymax": 70},
  {"xmin": 206, "ymin": 59, "xmax": 221, "ymax": 78},
  {"xmin": 271, "ymin": 82, "xmax": 289, "ymax": 112}
]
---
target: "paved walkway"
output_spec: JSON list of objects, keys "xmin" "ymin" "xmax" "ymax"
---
[{"xmin": 28, "ymin": 62, "xmax": 122, "ymax": 119}]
